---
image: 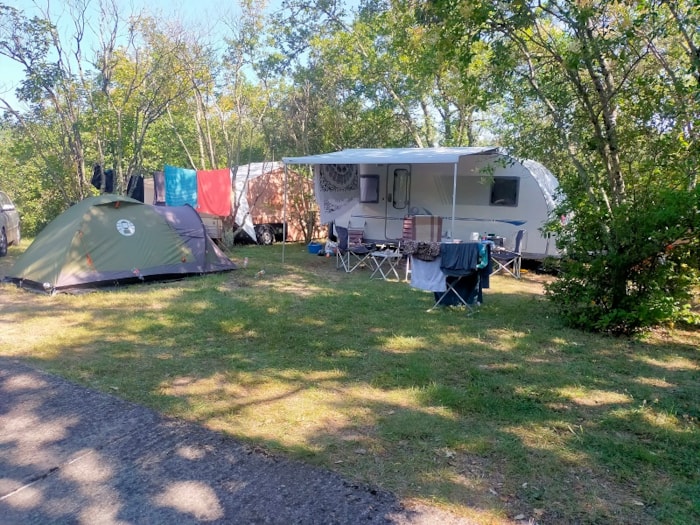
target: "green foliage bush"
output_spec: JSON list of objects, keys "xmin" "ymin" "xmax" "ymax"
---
[
  {"xmin": 546, "ymin": 187, "xmax": 700, "ymax": 334},
  {"xmin": 0, "ymin": 130, "xmax": 71, "ymax": 237}
]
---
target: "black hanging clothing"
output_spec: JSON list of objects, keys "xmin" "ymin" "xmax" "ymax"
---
[
  {"xmin": 91, "ymin": 165, "xmax": 114, "ymax": 193},
  {"xmin": 127, "ymin": 175, "xmax": 144, "ymax": 203}
]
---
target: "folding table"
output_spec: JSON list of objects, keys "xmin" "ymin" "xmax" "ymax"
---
[{"xmin": 370, "ymin": 248, "xmax": 403, "ymax": 281}]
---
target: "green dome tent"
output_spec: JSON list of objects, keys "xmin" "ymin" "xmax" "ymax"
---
[{"xmin": 3, "ymin": 194, "xmax": 236, "ymax": 294}]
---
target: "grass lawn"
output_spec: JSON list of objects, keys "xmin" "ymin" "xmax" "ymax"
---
[{"xmin": 1, "ymin": 242, "xmax": 698, "ymax": 524}]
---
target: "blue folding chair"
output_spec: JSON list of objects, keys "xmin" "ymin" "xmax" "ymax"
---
[
  {"xmin": 335, "ymin": 225, "xmax": 372, "ymax": 273},
  {"xmin": 491, "ymin": 229, "xmax": 524, "ymax": 279}
]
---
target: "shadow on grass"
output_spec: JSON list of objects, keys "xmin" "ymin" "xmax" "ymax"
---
[{"xmin": 1, "ymin": 244, "xmax": 698, "ymax": 524}]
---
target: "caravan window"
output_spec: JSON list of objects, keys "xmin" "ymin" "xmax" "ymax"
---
[
  {"xmin": 360, "ymin": 175, "xmax": 379, "ymax": 203},
  {"xmin": 490, "ymin": 177, "xmax": 519, "ymax": 207},
  {"xmin": 392, "ymin": 169, "xmax": 410, "ymax": 209}
]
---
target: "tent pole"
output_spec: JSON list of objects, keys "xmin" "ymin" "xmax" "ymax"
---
[
  {"xmin": 282, "ymin": 164, "xmax": 288, "ymax": 263},
  {"xmin": 451, "ymin": 162, "xmax": 457, "ymax": 238}
]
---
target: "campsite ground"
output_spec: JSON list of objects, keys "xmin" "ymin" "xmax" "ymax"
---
[{"xmin": 1, "ymin": 242, "xmax": 699, "ymax": 524}]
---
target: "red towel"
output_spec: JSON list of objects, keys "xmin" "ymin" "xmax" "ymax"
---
[{"xmin": 196, "ymin": 169, "xmax": 231, "ymax": 216}]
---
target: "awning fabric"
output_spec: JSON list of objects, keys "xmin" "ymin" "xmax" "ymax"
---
[
  {"xmin": 283, "ymin": 147, "xmax": 498, "ymax": 165},
  {"xmin": 283, "ymin": 148, "xmax": 499, "ymax": 225}
]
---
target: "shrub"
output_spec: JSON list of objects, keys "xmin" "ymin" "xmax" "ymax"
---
[{"xmin": 546, "ymin": 187, "xmax": 700, "ymax": 334}]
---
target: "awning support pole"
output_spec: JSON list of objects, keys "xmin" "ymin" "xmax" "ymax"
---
[
  {"xmin": 451, "ymin": 162, "xmax": 457, "ymax": 237},
  {"xmin": 283, "ymin": 164, "xmax": 288, "ymax": 263}
]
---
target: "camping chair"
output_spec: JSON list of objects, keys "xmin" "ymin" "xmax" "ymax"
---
[
  {"xmin": 401, "ymin": 214, "xmax": 443, "ymax": 281},
  {"xmin": 429, "ymin": 242, "xmax": 489, "ymax": 314},
  {"xmin": 335, "ymin": 225, "xmax": 373, "ymax": 273},
  {"xmin": 491, "ymin": 229, "xmax": 524, "ymax": 279},
  {"xmin": 401, "ymin": 216, "xmax": 414, "ymax": 281}
]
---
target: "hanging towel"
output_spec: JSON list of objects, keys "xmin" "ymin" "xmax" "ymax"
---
[
  {"xmin": 196, "ymin": 168, "xmax": 232, "ymax": 216},
  {"xmin": 164, "ymin": 164, "xmax": 198, "ymax": 207},
  {"xmin": 153, "ymin": 171, "xmax": 166, "ymax": 205},
  {"xmin": 440, "ymin": 243, "xmax": 480, "ymax": 277},
  {"xmin": 409, "ymin": 256, "xmax": 446, "ymax": 292}
]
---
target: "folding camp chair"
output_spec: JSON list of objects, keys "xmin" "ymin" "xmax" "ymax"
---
[
  {"xmin": 401, "ymin": 216, "xmax": 414, "ymax": 281},
  {"xmin": 401, "ymin": 214, "xmax": 443, "ymax": 281},
  {"xmin": 429, "ymin": 242, "xmax": 489, "ymax": 314},
  {"xmin": 335, "ymin": 225, "xmax": 372, "ymax": 273},
  {"xmin": 491, "ymin": 229, "xmax": 524, "ymax": 279}
]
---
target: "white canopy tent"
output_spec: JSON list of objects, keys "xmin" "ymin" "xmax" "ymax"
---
[{"xmin": 232, "ymin": 161, "xmax": 284, "ymax": 243}]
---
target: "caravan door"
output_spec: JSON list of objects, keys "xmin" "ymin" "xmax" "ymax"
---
[
  {"xmin": 352, "ymin": 163, "xmax": 411, "ymax": 242},
  {"xmin": 384, "ymin": 164, "xmax": 411, "ymax": 240}
]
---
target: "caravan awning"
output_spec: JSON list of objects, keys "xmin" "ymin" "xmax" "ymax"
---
[
  {"xmin": 283, "ymin": 147, "xmax": 501, "ymax": 241},
  {"xmin": 282, "ymin": 147, "xmax": 498, "ymax": 165}
]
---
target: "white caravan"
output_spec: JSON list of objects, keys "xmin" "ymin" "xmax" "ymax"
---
[{"xmin": 283, "ymin": 147, "xmax": 562, "ymax": 260}]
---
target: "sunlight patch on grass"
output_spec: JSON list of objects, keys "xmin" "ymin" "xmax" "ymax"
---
[
  {"xmin": 268, "ymin": 369, "xmax": 348, "ymax": 383},
  {"xmin": 633, "ymin": 376, "xmax": 676, "ymax": 388},
  {"xmin": 554, "ymin": 386, "xmax": 632, "ymax": 407},
  {"xmin": 504, "ymin": 422, "xmax": 590, "ymax": 456},
  {"xmin": 634, "ymin": 355, "xmax": 698, "ymax": 371},
  {"xmin": 1, "ymin": 319, "xmax": 56, "ymax": 355},
  {"xmin": 220, "ymin": 321, "xmax": 256, "ymax": 337},
  {"xmin": 299, "ymin": 316, "xmax": 326, "ymax": 327},
  {"xmin": 160, "ymin": 373, "xmax": 249, "ymax": 398},
  {"xmin": 550, "ymin": 336, "xmax": 570, "ymax": 345},
  {"xmin": 637, "ymin": 406, "xmax": 691, "ymax": 433},
  {"xmin": 434, "ymin": 331, "xmax": 483, "ymax": 346},
  {"xmin": 467, "ymin": 328, "xmax": 528, "ymax": 351},
  {"xmin": 22, "ymin": 327, "xmax": 101, "ymax": 361},
  {"xmin": 335, "ymin": 348, "xmax": 363, "ymax": 358},
  {"xmin": 182, "ymin": 300, "xmax": 215, "ymax": 314},
  {"xmin": 477, "ymin": 362, "xmax": 520, "ymax": 372},
  {"xmin": 265, "ymin": 276, "xmax": 329, "ymax": 298},
  {"xmin": 601, "ymin": 405, "xmax": 694, "ymax": 436},
  {"xmin": 417, "ymin": 467, "xmax": 501, "ymax": 503},
  {"xmin": 379, "ymin": 335, "xmax": 427, "ymax": 354},
  {"xmin": 188, "ymin": 381, "xmax": 455, "ymax": 456},
  {"xmin": 489, "ymin": 276, "xmax": 546, "ymax": 295},
  {"xmin": 206, "ymin": 385, "xmax": 377, "ymax": 450}
]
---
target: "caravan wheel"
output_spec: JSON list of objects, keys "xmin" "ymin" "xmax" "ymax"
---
[{"xmin": 256, "ymin": 225, "xmax": 275, "ymax": 245}]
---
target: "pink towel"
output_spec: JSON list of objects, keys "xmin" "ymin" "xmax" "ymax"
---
[{"xmin": 196, "ymin": 169, "xmax": 231, "ymax": 216}]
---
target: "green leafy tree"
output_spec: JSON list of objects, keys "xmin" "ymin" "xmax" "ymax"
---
[
  {"xmin": 268, "ymin": 0, "xmax": 498, "ymax": 150},
  {"xmin": 0, "ymin": 121, "xmax": 62, "ymax": 236},
  {"xmin": 422, "ymin": 0, "xmax": 700, "ymax": 332},
  {"xmin": 94, "ymin": 12, "xmax": 198, "ymax": 189},
  {"xmin": 0, "ymin": 2, "xmax": 94, "ymax": 203}
]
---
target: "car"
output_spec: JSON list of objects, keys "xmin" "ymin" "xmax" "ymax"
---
[{"xmin": 0, "ymin": 190, "xmax": 21, "ymax": 256}]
